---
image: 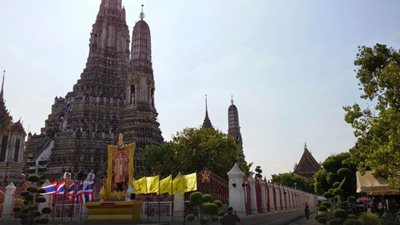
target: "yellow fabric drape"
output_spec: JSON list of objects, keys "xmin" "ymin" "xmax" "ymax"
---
[
  {"xmin": 132, "ymin": 177, "xmax": 147, "ymax": 194},
  {"xmin": 146, "ymin": 176, "xmax": 159, "ymax": 194},
  {"xmin": 159, "ymin": 175, "xmax": 172, "ymax": 195}
]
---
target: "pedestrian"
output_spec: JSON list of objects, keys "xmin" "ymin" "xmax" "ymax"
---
[
  {"xmin": 304, "ymin": 202, "xmax": 310, "ymax": 219},
  {"xmin": 221, "ymin": 207, "xmax": 241, "ymax": 225}
]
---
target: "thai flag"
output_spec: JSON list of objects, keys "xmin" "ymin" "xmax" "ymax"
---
[
  {"xmin": 83, "ymin": 181, "xmax": 94, "ymax": 202},
  {"xmin": 56, "ymin": 180, "xmax": 66, "ymax": 195},
  {"xmin": 41, "ymin": 180, "xmax": 57, "ymax": 195},
  {"xmin": 66, "ymin": 181, "xmax": 75, "ymax": 200}
]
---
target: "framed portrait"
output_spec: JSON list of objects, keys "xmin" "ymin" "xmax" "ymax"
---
[{"xmin": 107, "ymin": 143, "xmax": 135, "ymax": 196}]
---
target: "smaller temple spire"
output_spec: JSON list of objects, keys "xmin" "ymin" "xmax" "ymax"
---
[
  {"xmin": 1, "ymin": 70, "xmax": 5, "ymax": 100},
  {"xmin": 139, "ymin": 4, "xmax": 145, "ymax": 20},
  {"xmin": 202, "ymin": 94, "xmax": 213, "ymax": 129}
]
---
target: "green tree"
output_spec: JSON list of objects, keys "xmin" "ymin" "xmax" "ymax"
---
[
  {"xmin": 271, "ymin": 172, "xmax": 312, "ymax": 192},
  {"xmin": 143, "ymin": 127, "xmax": 248, "ymax": 178},
  {"xmin": 313, "ymin": 152, "xmax": 357, "ymax": 199},
  {"xmin": 344, "ymin": 43, "xmax": 400, "ymax": 187}
]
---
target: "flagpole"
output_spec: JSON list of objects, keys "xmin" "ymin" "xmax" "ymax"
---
[
  {"xmin": 52, "ymin": 179, "xmax": 58, "ymax": 223},
  {"xmin": 61, "ymin": 187, "xmax": 65, "ymax": 222},
  {"xmin": 70, "ymin": 180, "xmax": 75, "ymax": 222},
  {"xmin": 171, "ymin": 175, "xmax": 174, "ymax": 223},
  {"xmin": 158, "ymin": 175, "xmax": 161, "ymax": 223},
  {"xmin": 80, "ymin": 181, "xmax": 83, "ymax": 224}
]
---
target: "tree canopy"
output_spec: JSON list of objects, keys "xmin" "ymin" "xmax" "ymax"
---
[
  {"xmin": 271, "ymin": 172, "xmax": 312, "ymax": 192},
  {"xmin": 143, "ymin": 127, "xmax": 247, "ymax": 178},
  {"xmin": 313, "ymin": 152, "xmax": 357, "ymax": 199},
  {"xmin": 344, "ymin": 44, "xmax": 400, "ymax": 187}
]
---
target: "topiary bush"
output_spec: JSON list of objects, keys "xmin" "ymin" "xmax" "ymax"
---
[
  {"xmin": 319, "ymin": 205, "xmax": 328, "ymax": 212},
  {"xmin": 202, "ymin": 194, "xmax": 213, "ymax": 203},
  {"xmin": 202, "ymin": 202, "xmax": 218, "ymax": 216},
  {"xmin": 186, "ymin": 213, "xmax": 196, "ymax": 222},
  {"xmin": 186, "ymin": 192, "xmax": 223, "ymax": 225},
  {"xmin": 14, "ymin": 177, "xmax": 51, "ymax": 225},
  {"xmin": 359, "ymin": 212, "xmax": 382, "ymax": 225},
  {"xmin": 343, "ymin": 218, "xmax": 362, "ymax": 225},
  {"xmin": 321, "ymin": 201, "xmax": 332, "ymax": 208},
  {"xmin": 333, "ymin": 208, "xmax": 347, "ymax": 219},
  {"xmin": 327, "ymin": 219, "xmax": 342, "ymax": 225}
]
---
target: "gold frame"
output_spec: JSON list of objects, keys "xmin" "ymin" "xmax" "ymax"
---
[{"xmin": 106, "ymin": 143, "xmax": 135, "ymax": 197}]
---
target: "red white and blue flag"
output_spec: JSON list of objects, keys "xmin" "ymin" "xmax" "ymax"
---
[
  {"xmin": 66, "ymin": 181, "xmax": 75, "ymax": 200},
  {"xmin": 83, "ymin": 181, "xmax": 94, "ymax": 202},
  {"xmin": 56, "ymin": 180, "xmax": 66, "ymax": 195},
  {"xmin": 41, "ymin": 180, "xmax": 57, "ymax": 195}
]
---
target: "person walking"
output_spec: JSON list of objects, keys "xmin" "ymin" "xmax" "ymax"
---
[
  {"xmin": 304, "ymin": 202, "xmax": 310, "ymax": 219},
  {"xmin": 221, "ymin": 207, "xmax": 241, "ymax": 225}
]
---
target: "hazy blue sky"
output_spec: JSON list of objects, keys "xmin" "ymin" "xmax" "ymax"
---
[{"xmin": 1, "ymin": 0, "xmax": 400, "ymax": 179}]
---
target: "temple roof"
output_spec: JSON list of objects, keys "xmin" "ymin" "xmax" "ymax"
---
[
  {"xmin": 293, "ymin": 144, "xmax": 321, "ymax": 178},
  {"xmin": 202, "ymin": 95, "xmax": 213, "ymax": 129}
]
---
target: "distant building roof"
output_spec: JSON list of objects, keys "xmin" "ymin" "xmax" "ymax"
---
[{"xmin": 293, "ymin": 144, "xmax": 321, "ymax": 179}]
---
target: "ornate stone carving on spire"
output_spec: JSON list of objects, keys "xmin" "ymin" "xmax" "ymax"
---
[
  {"xmin": 131, "ymin": 5, "xmax": 152, "ymax": 74},
  {"xmin": 202, "ymin": 95, "xmax": 213, "ymax": 129},
  {"xmin": 228, "ymin": 96, "xmax": 242, "ymax": 147}
]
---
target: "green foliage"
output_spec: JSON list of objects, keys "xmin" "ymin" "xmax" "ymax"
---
[
  {"xmin": 27, "ymin": 187, "xmax": 37, "ymax": 193},
  {"xmin": 15, "ymin": 177, "xmax": 51, "ymax": 225},
  {"xmin": 319, "ymin": 205, "xmax": 328, "ymax": 212},
  {"xmin": 314, "ymin": 152, "xmax": 357, "ymax": 199},
  {"xmin": 27, "ymin": 175, "xmax": 40, "ymax": 183},
  {"xmin": 316, "ymin": 212, "xmax": 329, "ymax": 224},
  {"xmin": 359, "ymin": 212, "xmax": 382, "ymax": 225},
  {"xmin": 186, "ymin": 192, "xmax": 223, "ymax": 225},
  {"xmin": 186, "ymin": 214, "xmax": 196, "ymax": 222},
  {"xmin": 347, "ymin": 196, "xmax": 356, "ymax": 204},
  {"xmin": 344, "ymin": 44, "xmax": 400, "ymax": 188},
  {"xmin": 343, "ymin": 218, "xmax": 362, "ymax": 225},
  {"xmin": 202, "ymin": 203, "xmax": 219, "ymax": 216},
  {"xmin": 327, "ymin": 219, "xmax": 342, "ymax": 225},
  {"xmin": 323, "ymin": 191, "xmax": 334, "ymax": 199},
  {"xmin": 41, "ymin": 208, "xmax": 51, "ymax": 214},
  {"xmin": 271, "ymin": 172, "xmax": 312, "ymax": 192},
  {"xmin": 143, "ymin": 127, "xmax": 247, "ymax": 178},
  {"xmin": 333, "ymin": 208, "xmax": 347, "ymax": 219},
  {"xmin": 190, "ymin": 192, "xmax": 203, "ymax": 206},
  {"xmin": 255, "ymin": 166, "xmax": 263, "ymax": 180},
  {"xmin": 202, "ymin": 194, "xmax": 213, "ymax": 203},
  {"xmin": 321, "ymin": 201, "xmax": 332, "ymax": 208},
  {"xmin": 213, "ymin": 200, "xmax": 223, "ymax": 208}
]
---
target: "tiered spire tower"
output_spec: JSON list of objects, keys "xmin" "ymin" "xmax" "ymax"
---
[
  {"xmin": 25, "ymin": 2, "xmax": 163, "ymax": 178},
  {"xmin": 228, "ymin": 96, "xmax": 242, "ymax": 147}
]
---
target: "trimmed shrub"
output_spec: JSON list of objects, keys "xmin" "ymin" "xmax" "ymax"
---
[
  {"xmin": 202, "ymin": 194, "xmax": 213, "ymax": 203},
  {"xmin": 189, "ymin": 192, "xmax": 203, "ymax": 206},
  {"xmin": 42, "ymin": 207, "xmax": 51, "ymax": 214},
  {"xmin": 359, "ymin": 212, "xmax": 382, "ymax": 225},
  {"xmin": 213, "ymin": 200, "xmax": 223, "ymax": 208},
  {"xmin": 186, "ymin": 213, "xmax": 196, "ymax": 222},
  {"xmin": 202, "ymin": 203, "xmax": 218, "ymax": 216},
  {"xmin": 343, "ymin": 218, "xmax": 362, "ymax": 225},
  {"xmin": 327, "ymin": 219, "xmax": 341, "ymax": 225},
  {"xmin": 321, "ymin": 201, "xmax": 332, "ymax": 208},
  {"xmin": 27, "ymin": 175, "xmax": 40, "ymax": 182},
  {"xmin": 333, "ymin": 208, "xmax": 347, "ymax": 219},
  {"xmin": 319, "ymin": 205, "xmax": 328, "ymax": 212}
]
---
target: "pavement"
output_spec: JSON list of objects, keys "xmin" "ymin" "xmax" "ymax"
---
[{"xmin": 288, "ymin": 214, "xmax": 320, "ymax": 225}]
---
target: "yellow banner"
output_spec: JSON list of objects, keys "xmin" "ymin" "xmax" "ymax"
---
[
  {"xmin": 146, "ymin": 176, "xmax": 159, "ymax": 194},
  {"xmin": 159, "ymin": 175, "xmax": 172, "ymax": 195},
  {"xmin": 132, "ymin": 177, "xmax": 147, "ymax": 194}
]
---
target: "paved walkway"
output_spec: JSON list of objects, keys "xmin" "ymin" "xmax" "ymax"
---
[{"xmin": 288, "ymin": 215, "xmax": 320, "ymax": 225}]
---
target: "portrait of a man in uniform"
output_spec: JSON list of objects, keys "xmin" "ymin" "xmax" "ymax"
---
[{"xmin": 112, "ymin": 150, "xmax": 129, "ymax": 191}]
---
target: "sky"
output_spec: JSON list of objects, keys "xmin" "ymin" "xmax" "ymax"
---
[{"xmin": 1, "ymin": 0, "xmax": 400, "ymax": 179}]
